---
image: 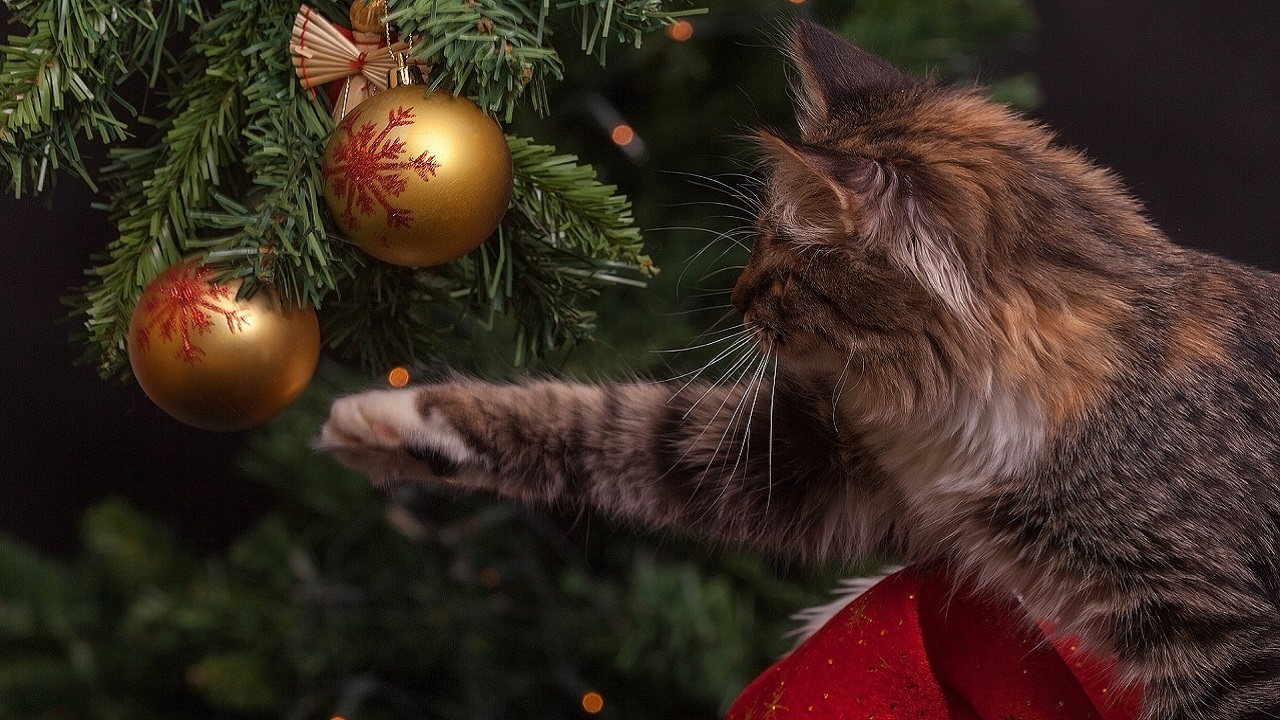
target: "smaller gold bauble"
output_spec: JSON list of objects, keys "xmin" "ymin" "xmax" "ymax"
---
[
  {"xmin": 321, "ymin": 85, "xmax": 513, "ymax": 267},
  {"xmin": 127, "ymin": 261, "xmax": 321, "ymax": 432}
]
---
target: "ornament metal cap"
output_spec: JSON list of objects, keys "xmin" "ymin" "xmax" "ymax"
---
[{"xmin": 387, "ymin": 53, "xmax": 425, "ymax": 88}]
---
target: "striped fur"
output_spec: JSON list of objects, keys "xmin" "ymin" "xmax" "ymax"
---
[{"xmin": 320, "ymin": 23, "xmax": 1280, "ymax": 719}]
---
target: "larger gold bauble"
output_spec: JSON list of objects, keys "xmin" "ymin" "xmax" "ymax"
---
[
  {"xmin": 321, "ymin": 86, "xmax": 514, "ymax": 267},
  {"xmin": 127, "ymin": 261, "xmax": 322, "ymax": 432}
]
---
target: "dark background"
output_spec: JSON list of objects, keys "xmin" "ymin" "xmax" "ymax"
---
[{"xmin": 3, "ymin": 0, "xmax": 1278, "ymax": 555}]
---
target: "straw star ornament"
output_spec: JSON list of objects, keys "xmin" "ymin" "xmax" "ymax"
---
[{"xmin": 290, "ymin": 0, "xmax": 416, "ymax": 120}]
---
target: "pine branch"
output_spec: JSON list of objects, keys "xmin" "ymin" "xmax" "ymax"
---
[
  {"xmin": 434, "ymin": 137, "xmax": 653, "ymax": 366},
  {"xmin": 507, "ymin": 135, "xmax": 651, "ymax": 273},
  {"xmin": 38, "ymin": 0, "xmax": 703, "ymax": 378},
  {"xmin": 77, "ymin": 1, "xmax": 261, "ymax": 376},
  {"xmin": 392, "ymin": 0, "xmax": 704, "ymax": 121},
  {"xmin": 194, "ymin": 0, "xmax": 350, "ymax": 309},
  {"xmin": 564, "ymin": 0, "xmax": 708, "ymax": 63},
  {"xmin": 318, "ymin": 139, "xmax": 652, "ymax": 372},
  {"xmin": 392, "ymin": 0, "xmax": 564, "ymax": 121},
  {"xmin": 320, "ymin": 263, "xmax": 464, "ymax": 373},
  {"xmin": 489, "ymin": 224, "xmax": 606, "ymax": 366},
  {"xmin": 0, "ymin": 0, "xmax": 196, "ymax": 195}
]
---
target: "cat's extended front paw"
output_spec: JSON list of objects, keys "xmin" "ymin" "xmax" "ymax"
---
[{"xmin": 316, "ymin": 387, "xmax": 486, "ymax": 486}]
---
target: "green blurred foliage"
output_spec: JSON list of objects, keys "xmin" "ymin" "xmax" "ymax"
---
[{"xmin": 0, "ymin": 382, "xmax": 840, "ymax": 719}]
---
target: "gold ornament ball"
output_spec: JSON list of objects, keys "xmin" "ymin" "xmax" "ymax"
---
[
  {"xmin": 321, "ymin": 85, "xmax": 513, "ymax": 267},
  {"xmin": 348, "ymin": 0, "xmax": 387, "ymax": 33},
  {"xmin": 127, "ymin": 261, "xmax": 322, "ymax": 432}
]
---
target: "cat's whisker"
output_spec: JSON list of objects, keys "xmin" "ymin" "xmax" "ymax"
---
[
  {"xmin": 655, "ymin": 220, "xmax": 754, "ymax": 235},
  {"xmin": 660, "ymin": 167, "xmax": 764, "ymax": 190},
  {"xmin": 671, "ymin": 348, "xmax": 768, "ymax": 516},
  {"xmin": 681, "ymin": 292, "xmax": 737, "ymax": 305},
  {"xmin": 652, "ymin": 325, "xmax": 748, "ymax": 354},
  {"xmin": 700, "ymin": 264, "xmax": 749, "ymax": 283},
  {"xmin": 767, "ymin": 349, "xmax": 779, "ymax": 514},
  {"xmin": 660, "ymin": 196, "xmax": 757, "ymax": 226},
  {"xmin": 666, "ymin": 330, "xmax": 755, "ymax": 393},
  {"xmin": 830, "ymin": 348, "xmax": 859, "ymax": 433},
  {"xmin": 659, "ymin": 169, "xmax": 764, "ymax": 211},
  {"xmin": 688, "ymin": 308, "xmax": 747, "ymax": 340},
  {"xmin": 706, "ymin": 350, "xmax": 773, "ymax": 517},
  {"xmin": 680, "ymin": 226, "xmax": 753, "ymax": 265},
  {"xmin": 662, "ymin": 301, "xmax": 737, "ymax": 315},
  {"xmin": 676, "ymin": 229, "xmax": 753, "ymax": 293},
  {"xmin": 679, "ymin": 244, "xmax": 751, "ymax": 297},
  {"xmin": 675, "ymin": 312, "xmax": 750, "ymax": 365},
  {"xmin": 738, "ymin": 350, "xmax": 774, "ymax": 466},
  {"xmin": 713, "ymin": 350, "xmax": 770, "ymax": 479},
  {"xmin": 695, "ymin": 378, "xmax": 756, "ymax": 522},
  {"xmin": 666, "ymin": 370, "xmax": 755, "ymax": 443},
  {"xmin": 649, "ymin": 311, "xmax": 748, "ymax": 381},
  {"xmin": 663, "ymin": 201, "xmax": 759, "ymax": 219},
  {"xmin": 681, "ymin": 340, "xmax": 761, "ymax": 419}
]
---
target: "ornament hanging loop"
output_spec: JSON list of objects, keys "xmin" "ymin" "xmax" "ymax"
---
[{"xmin": 388, "ymin": 50, "xmax": 425, "ymax": 88}]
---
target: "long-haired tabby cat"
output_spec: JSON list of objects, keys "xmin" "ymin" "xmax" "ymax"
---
[{"xmin": 318, "ymin": 22, "xmax": 1280, "ymax": 720}]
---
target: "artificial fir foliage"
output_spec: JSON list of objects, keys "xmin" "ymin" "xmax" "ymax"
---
[
  {"xmin": 3, "ymin": 0, "xmax": 697, "ymax": 380},
  {"xmin": 0, "ymin": 383, "xmax": 834, "ymax": 720},
  {"xmin": 0, "ymin": 0, "xmax": 192, "ymax": 191}
]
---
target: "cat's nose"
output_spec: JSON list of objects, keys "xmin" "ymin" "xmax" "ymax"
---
[
  {"xmin": 732, "ymin": 265, "xmax": 790, "ymax": 316},
  {"xmin": 731, "ymin": 268, "xmax": 761, "ymax": 315}
]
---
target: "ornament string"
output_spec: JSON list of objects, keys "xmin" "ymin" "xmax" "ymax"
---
[{"xmin": 379, "ymin": 3, "xmax": 417, "ymax": 90}]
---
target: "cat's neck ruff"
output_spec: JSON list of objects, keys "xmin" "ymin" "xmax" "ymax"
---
[{"xmin": 839, "ymin": 369, "xmax": 1047, "ymax": 500}]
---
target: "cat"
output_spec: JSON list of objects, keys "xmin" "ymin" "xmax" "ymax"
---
[{"xmin": 318, "ymin": 21, "xmax": 1280, "ymax": 720}]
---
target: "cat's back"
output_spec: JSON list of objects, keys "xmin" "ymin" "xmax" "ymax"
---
[
  {"xmin": 1033, "ymin": 247, "xmax": 1280, "ymax": 555},
  {"xmin": 1151, "ymin": 248, "xmax": 1280, "ymax": 401}
]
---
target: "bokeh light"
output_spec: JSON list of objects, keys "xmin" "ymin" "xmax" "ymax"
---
[
  {"xmin": 666, "ymin": 20, "xmax": 693, "ymax": 41},
  {"xmin": 387, "ymin": 366, "xmax": 410, "ymax": 387},
  {"xmin": 610, "ymin": 124, "xmax": 636, "ymax": 146},
  {"xmin": 581, "ymin": 691, "xmax": 604, "ymax": 714}
]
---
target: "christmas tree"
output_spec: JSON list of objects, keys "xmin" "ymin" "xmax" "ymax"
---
[
  {"xmin": 0, "ymin": 0, "xmax": 1037, "ymax": 717},
  {"xmin": 3, "ymin": 0, "xmax": 702, "ymax": 412}
]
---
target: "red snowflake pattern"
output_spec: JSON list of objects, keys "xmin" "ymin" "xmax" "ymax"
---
[
  {"xmin": 134, "ymin": 263, "xmax": 247, "ymax": 365},
  {"xmin": 323, "ymin": 105, "xmax": 441, "ymax": 231}
]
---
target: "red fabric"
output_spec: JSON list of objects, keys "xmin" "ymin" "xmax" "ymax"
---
[{"xmin": 726, "ymin": 565, "xmax": 1141, "ymax": 720}]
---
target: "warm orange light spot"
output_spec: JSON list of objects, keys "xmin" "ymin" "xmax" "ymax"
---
[
  {"xmin": 610, "ymin": 124, "xmax": 635, "ymax": 146},
  {"xmin": 581, "ymin": 691, "xmax": 604, "ymax": 714},
  {"xmin": 388, "ymin": 366, "xmax": 410, "ymax": 387},
  {"xmin": 788, "ymin": 0, "xmax": 806, "ymax": 4},
  {"xmin": 666, "ymin": 20, "xmax": 693, "ymax": 41}
]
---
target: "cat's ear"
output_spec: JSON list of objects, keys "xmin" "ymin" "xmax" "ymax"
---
[
  {"xmin": 756, "ymin": 131, "xmax": 861, "ymax": 237},
  {"xmin": 789, "ymin": 22, "xmax": 912, "ymax": 136},
  {"xmin": 758, "ymin": 130, "xmax": 977, "ymax": 321}
]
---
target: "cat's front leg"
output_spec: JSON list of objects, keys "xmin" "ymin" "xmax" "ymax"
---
[
  {"xmin": 319, "ymin": 380, "xmax": 685, "ymax": 503},
  {"xmin": 317, "ymin": 386, "xmax": 499, "ymax": 490},
  {"xmin": 317, "ymin": 378, "xmax": 877, "ymax": 555}
]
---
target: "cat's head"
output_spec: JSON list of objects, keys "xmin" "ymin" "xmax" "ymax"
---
[{"xmin": 735, "ymin": 22, "xmax": 1150, "ymax": 418}]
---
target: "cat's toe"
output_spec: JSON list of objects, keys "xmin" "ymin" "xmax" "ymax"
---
[
  {"xmin": 316, "ymin": 387, "xmax": 488, "ymax": 487},
  {"xmin": 317, "ymin": 388, "xmax": 423, "ymax": 451}
]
